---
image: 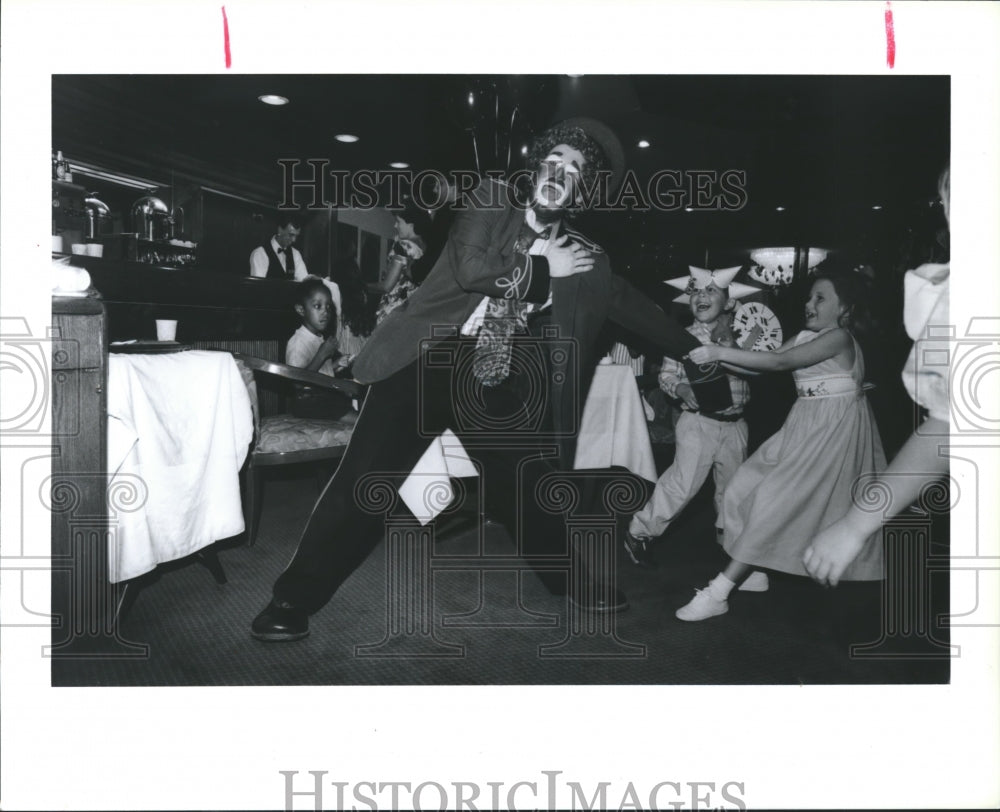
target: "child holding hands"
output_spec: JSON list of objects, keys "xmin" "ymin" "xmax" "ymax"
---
[
  {"xmin": 676, "ymin": 268, "xmax": 887, "ymax": 620},
  {"xmin": 624, "ymin": 266, "xmax": 767, "ymax": 593}
]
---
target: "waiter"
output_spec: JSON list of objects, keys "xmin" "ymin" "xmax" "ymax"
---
[
  {"xmin": 250, "ymin": 214, "xmax": 342, "ymax": 316},
  {"xmin": 249, "ymin": 215, "xmax": 308, "ymax": 279}
]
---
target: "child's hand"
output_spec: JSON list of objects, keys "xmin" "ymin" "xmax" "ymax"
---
[
  {"xmin": 803, "ymin": 518, "xmax": 869, "ymax": 587},
  {"xmin": 675, "ymin": 382, "xmax": 700, "ymax": 411},
  {"xmin": 688, "ymin": 345, "xmax": 721, "ymax": 364},
  {"xmin": 319, "ymin": 335, "xmax": 339, "ymax": 359}
]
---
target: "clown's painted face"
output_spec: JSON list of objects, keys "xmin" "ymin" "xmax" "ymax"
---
[{"xmin": 533, "ymin": 143, "xmax": 587, "ymax": 213}]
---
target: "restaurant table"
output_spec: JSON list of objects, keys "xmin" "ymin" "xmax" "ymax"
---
[
  {"xmin": 106, "ymin": 349, "xmax": 253, "ymax": 583},
  {"xmin": 572, "ymin": 362, "xmax": 657, "ymax": 482},
  {"xmin": 399, "ymin": 363, "xmax": 656, "ymax": 522}
]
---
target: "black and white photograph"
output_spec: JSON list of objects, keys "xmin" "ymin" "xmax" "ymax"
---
[
  {"xmin": 45, "ymin": 71, "xmax": 954, "ymax": 689},
  {"xmin": 2, "ymin": 1, "xmax": 998, "ymax": 810}
]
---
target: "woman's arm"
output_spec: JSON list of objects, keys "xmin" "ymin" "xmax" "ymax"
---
[
  {"xmin": 373, "ymin": 254, "xmax": 406, "ymax": 294},
  {"xmin": 689, "ymin": 328, "xmax": 852, "ymax": 372}
]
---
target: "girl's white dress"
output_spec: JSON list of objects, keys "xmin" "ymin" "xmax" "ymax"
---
[{"xmin": 721, "ymin": 328, "xmax": 887, "ymax": 580}]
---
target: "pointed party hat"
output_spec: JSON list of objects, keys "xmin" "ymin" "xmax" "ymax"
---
[{"xmin": 664, "ymin": 265, "xmax": 759, "ymax": 304}]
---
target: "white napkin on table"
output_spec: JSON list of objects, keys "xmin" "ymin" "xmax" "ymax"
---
[{"xmin": 106, "ymin": 351, "xmax": 253, "ymax": 582}]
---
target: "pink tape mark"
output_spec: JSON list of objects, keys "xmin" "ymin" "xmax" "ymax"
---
[
  {"xmin": 222, "ymin": 6, "xmax": 232, "ymax": 68},
  {"xmin": 884, "ymin": 2, "xmax": 895, "ymax": 69}
]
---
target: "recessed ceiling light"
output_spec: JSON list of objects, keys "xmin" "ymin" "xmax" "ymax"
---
[
  {"xmin": 775, "ymin": 205, "xmax": 786, "ymax": 212},
  {"xmin": 520, "ymin": 145, "xmax": 528, "ymax": 156},
  {"xmin": 389, "ymin": 162, "xmax": 409, "ymax": 169},
  {"xmin": 258, "ymin": 94, "xmax": 289, "ymax": 106},
  {"xmin": 468, "ymin": 92, "xmax": 475, "ymax": 105},
  {"xmin": 637, "ymin": 139, "xmax": 651, "ymax": 148},
  {"xmin": 335, "ymin": 134, "xmax": 359, "ymax": 143},
  {"xmin": 871, "ymin": 204, "xmax": 883, "ymax": 210},
  {"xmin": 684, "ymin": 207, "xmax": 694, "ymax": 213}
]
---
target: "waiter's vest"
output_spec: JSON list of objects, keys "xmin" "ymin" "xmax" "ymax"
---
[{"xmin": 261, "ymin": 238, "xmax": 293, "ymax": 279}]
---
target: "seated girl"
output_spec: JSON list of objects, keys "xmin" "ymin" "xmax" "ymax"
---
[{"xmin": 285, "ymin": 276, "xmax": 353, "ymax": 419}]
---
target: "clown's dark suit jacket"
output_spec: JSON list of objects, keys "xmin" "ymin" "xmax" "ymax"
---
[{"xmin": 352, "ymin": 179, "xmax": 698, "ymax": 461}]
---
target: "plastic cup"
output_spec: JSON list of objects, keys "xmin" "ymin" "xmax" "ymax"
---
[
  {"xmin": 155, "ymin": 320, "xmax": 178, "ymax": 341},
  {"xmin": 85, "ymin": 243, "xmax": 104, "ymax": 257}
]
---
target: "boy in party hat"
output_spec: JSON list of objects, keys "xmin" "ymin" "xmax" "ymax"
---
[{"xmin": 624, "ymin": 266, "xmax": 769, "ymax": 592}]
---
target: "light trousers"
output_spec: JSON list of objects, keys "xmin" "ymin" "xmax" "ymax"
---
[{"xmin": 629, "ymin": 410, "xmax": 748, "ymax": 540}]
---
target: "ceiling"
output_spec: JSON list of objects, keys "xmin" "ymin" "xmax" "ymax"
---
[{"xmin": 52, "ymin": 73, "xmax": 950, "ymax": 280}]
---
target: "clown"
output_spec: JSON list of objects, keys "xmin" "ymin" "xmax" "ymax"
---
[{"xmin": 251, "ymin": 118, "xmax": 701, "ymax": 642}]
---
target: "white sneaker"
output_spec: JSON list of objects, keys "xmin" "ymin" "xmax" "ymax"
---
[
  {"xmin": 738, "ymin": 571, "xmax": 770, "ymax": 592},
  {"xmin": 675, "ymin": 588, "xmax": 728, "ymax": 621}
]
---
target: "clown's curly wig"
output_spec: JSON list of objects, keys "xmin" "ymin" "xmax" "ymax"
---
[{"xmin": 525, "ymin": 124, "xmax": 607, "ymax": 194}]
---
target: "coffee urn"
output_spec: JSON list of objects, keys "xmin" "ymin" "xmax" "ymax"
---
[
  {"xmin": 131, "ymin": 195, "xmax": 172, "ymax": 240},
  {"xmin": 83, "ymin": 193, "xmax": 111, "ymax": 239}
]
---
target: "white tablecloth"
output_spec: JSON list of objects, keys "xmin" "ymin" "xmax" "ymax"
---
[
  {"xmin": 106, "ymin": 350, "xmax": 253, "ymax": 582},
  {"xmin": 572, "ymin": 363, "xmax": 657, "ymax": 481},
  {"xmin": 399, "ymin": 363, "xmax": 656, "ymax": 523}
]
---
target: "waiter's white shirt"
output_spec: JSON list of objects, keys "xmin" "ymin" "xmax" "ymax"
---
[
  {"xmin": 249, "ymin": 237, "xmax": 342, "ymax": 316},
  {"xmin": 249, "ymin": 237, "xmax": 309, "ymax": 279}
]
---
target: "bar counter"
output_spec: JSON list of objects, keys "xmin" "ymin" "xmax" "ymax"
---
[{"xmin": 66, "ymin": 255, "xmax": 301, "ymax": 346}]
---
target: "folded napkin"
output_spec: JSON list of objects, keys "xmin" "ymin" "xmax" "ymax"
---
[{"xmin": 398, "ymin": 429, "xmax": 478, "ymax": 524}]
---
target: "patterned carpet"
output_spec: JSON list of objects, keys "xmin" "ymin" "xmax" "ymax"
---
[{"xmin": 52, "ymin": 465, "xmax": 951, "ymax": 687}]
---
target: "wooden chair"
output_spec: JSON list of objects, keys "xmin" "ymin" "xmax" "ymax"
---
[{"xmin": 230, "ymin": 353, "xmax": 366, "ymax": 546}]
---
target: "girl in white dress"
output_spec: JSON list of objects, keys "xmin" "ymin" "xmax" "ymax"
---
[{"xmin": 676, "ymin": 269, "xmax": 887, "ymax": 621}]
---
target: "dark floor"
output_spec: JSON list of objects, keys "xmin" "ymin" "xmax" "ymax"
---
[{"xmin": 51, "ymin": 461, "xmax": 952, "ymax": 687}]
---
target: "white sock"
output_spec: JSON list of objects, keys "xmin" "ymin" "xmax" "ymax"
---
[{"xmin": 707, "ymin": 572, "xmax": 736, "ymax": 601}]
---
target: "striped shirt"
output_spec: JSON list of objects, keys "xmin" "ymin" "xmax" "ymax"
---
[{"xmin": 606, "ymin": 341, "xmax": 645, "ymax": 376}]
